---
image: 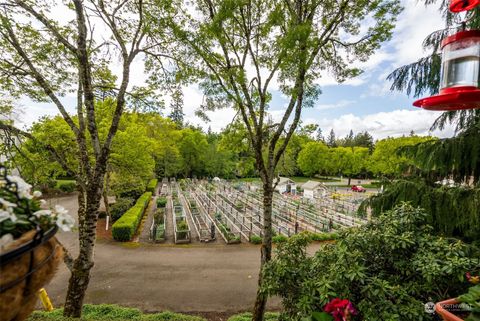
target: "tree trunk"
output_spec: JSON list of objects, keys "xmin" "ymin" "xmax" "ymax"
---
[
  {"xmin": 348, "ymin": 176, "xmax": 351, "ymax": 186},
  {"xmin": 252, "ymin": 180, "xmax": 274, "ymax": 321},
  {"xmin": 63, "ymin": 184, "xmax": 101, "ymax": 317}
]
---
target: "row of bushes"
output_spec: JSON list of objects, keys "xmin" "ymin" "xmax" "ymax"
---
[
  {"xmin": 146, "ymin": 179, "xmax": 158, "ymax": 193},
  {"xmin": 249, "ymin": 231, "xmax": 339, "ymax": 244},
  {"xmin": 112, "ymin": 192, "xmax": 152, "ymax": 241}
]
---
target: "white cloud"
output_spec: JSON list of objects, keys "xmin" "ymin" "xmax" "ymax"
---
[
  {"xmin": 315, "ymin": 100, "xmax": 356, "ymax": 111},
  {"xmin": 317, "ymin": 109, "xmax": 455, "ymax": 140}
]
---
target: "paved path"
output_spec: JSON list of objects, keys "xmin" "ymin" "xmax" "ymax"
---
[{"xmin": 44, "ymin": 194, "xmax": 318, "ymax": 314}]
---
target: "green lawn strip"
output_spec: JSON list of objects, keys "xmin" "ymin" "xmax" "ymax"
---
[
  {"xmin": 55, "ymin": 179, "xmax": 76, "ymax": 188},
  {"xmin": 29, "ymin": 304, "xmax": 206, "ymax": 321},
  {"xmin": 227, "ymin": 312, "xmax": 279, "ymax": 321}
]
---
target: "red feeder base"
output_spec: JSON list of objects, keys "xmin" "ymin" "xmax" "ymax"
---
[
  {"xmin": 449, "ymin": 0, "xmax": 480, "ymax": 12},
  {"xmin": 413, "ymin": 87, "xmax": 480, "ymax": 111}
]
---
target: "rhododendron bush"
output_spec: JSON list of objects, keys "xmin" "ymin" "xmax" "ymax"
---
[{"xmin": 261, "ymin": 204, "xmax": 480, "ymax": 320}]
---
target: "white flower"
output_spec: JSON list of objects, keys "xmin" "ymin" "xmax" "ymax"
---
[
  {"xmin": 33, "ymin": 209, "xmax": 52, "ymax": 218},
  {"xmin": 33, "ymin": 191, "xmax": 42, "ymax": 198},
  {"xmin": 0, "ymin": 197, "xmax": 17, "ymax": 209},
  {"xmin": 0, "ymin": 233, "xmax": 14, "ymax": 252},
  {"xmin": 7, "ymin": 175, "xmax": 32, "ymax": 199},
  {"xmin": 0, "ymin": 209, "xmax": 17, "ymax": 223},
  {"xmin": 56, "ymin": 212, "xmax": 75, "ymax": 232},
  {"xmin": 54, "ymin": 205, "xmax": 68, "ymax": 216},
  {"xmin": 40, "ymin": 199, "xmax": 47, "ymax": 206}
]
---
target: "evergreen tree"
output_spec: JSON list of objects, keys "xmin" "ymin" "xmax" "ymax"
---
[
  {"xmin": 316, "ymin": 127, "xmax": 325, "ymax": 143},
  {"xmin": 327, "ymin": 129, "xmax": 337, "ymax": 147},
  {"xmin": 168, "ymin": 87, "xmax": 185, "ymax": 127},
  {"xmin": 344, "ymin": 129, "xmax": 354, "ymax": 147},
  {"xmin": 353, "ymin": 131, "xmax": 374, "ymax": 151}
]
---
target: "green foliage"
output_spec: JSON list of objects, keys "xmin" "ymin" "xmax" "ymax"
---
[
  {"xmin": 156, "ymin": 197, "xmax": 167, "ymax": 208},
  {"xmin": 459, "ymin": 285, "xmax": 480, "ymax": 321},
  {"xmin": 262, "ymin": 204, "xmax": 480, "ymax": 320},
  {"xmin": 112, "ymin": 192, "xmax": 152, "ymax": 241},
  {"xmin": 368, "ymin": 136, "xmax": 436, "ymax": 177},
  {"xmin": 58, "ymin": 181, "xmax": 76, "ymax": 193},
  {"xmin": 176, "ymin": 220, "xmax": 189, "ymax": 239},
  {"xmin": 28, "ymin": 304, "xmax": 206, "ymax": 321},
  {"xmin": 307, "ymin": 231, "xmax": 339, "ymax": 242},
  {"xmin": 250, "ymin": 235, "xmax": 262, "ymax": 244},
  {"xmin": 110, "ymin": 198, "xmax": 135, "ymax": 221},
  {"xmin": 227, "ymin": 312, "xmax": 279, "ymax": 321},
  {"xmin": 146, "ymin": 179, "xmax": 158, "ymax": 193},
  {"xmin": 272, "ymin": 235, "xmax": 288, "ymax": 244},
  {"xmin": 359, "ymin": 179, "xmax": 480, "ymax": 241}
]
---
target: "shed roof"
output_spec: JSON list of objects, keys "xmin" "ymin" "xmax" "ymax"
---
[
  {"xmin": 302, "ymin": 180, "xmax": 322, "ymax": 190},
  {"xmin": 277, "ymin": 177, "xmax": 295, "ymax": 185}
]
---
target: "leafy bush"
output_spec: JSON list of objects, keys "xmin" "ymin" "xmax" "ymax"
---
[
  {"xmin": 112, "ymin": 192, "xmax": 152, "ymax": 241},
  {"xmin": 156, "ymin": 197, "xmax": 167, "ymax": 208},
  {"xmin": 272, "ymin": 235, "xmax": 288, "ymax": 244},
  {"xmin": 308, "ymin": 231, "xmax": 339, "ymax": 242},
  {"xmin": 262, "ymin": 204, "xmax": 480, "ymax": 321},
  {"xmin": 146, "ymin": 179, "xmax": 158, "ymax": 194},
  {"xmin": 110, "ymin": 198, "xmax": 135, "ymax": 221},
  {"xmin": 154, "ymin": 208, "xmax": 164, "ymax": 223},
  {"xmin": 250, "ymin": 235, "xmax": 262, "ymax": 244},
  {"xmin": 28, "ymin": 304, "xmax": 206, "ymax": 321},
  {"xmin": 176, "ymin": 220, "xmax": 189, "ymax": 239},
  {"xmin": 58, "ymin": 182, "xmax": 76, "ymax": 193}
]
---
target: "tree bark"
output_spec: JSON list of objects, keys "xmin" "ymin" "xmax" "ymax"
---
[
  {"xmin": 63, "ymin": 183, "xmax": 102, "ymax": 317},
  {"xmin": 252, "ymin": 180, "xmax": 273, "ymax": 321}
]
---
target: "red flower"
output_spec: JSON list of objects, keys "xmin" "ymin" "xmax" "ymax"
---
[{"xmin": 324, "ymin": 298, "xmax": 358, "ymax": 321}]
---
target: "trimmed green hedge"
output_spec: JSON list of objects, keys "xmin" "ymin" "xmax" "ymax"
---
[
  {"xmin": 146, "ymin": 179, "xmax": 158, "ymax": 193},
  {"xmin": 112, "ymin": 192, "xmax": 152, "ymax": 241}
]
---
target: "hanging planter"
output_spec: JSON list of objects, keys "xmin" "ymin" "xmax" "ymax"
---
[{"xmin": 0, "ymin": 165, "xmax": 74, "ymax": 321}]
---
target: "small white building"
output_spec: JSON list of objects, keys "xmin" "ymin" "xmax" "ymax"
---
[
  {"xmin": 302, "ymin": 180, "xmax": 327, "ymax": 199},
  {"xmin": 275, "ymin": 177, "xmax": 296, "ymax": 195}
]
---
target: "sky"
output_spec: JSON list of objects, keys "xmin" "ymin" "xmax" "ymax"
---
[{"xmin": 15, "ymin": 0, "xmax": 455, "ymax": 141}]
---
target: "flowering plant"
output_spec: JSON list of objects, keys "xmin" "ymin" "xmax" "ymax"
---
[
  {"xmin": 305, "ymin": 299, "xmax": 358, "ymax": 321},
  {"xmin": 0, "ymin": 170, "xmax": 74, "ymax": 250},
  {"xmin": 323, "ymin": 298, "xmax": 357, "ymax": 321}
]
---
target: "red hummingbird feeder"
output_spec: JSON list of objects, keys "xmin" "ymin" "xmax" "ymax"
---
[{"xmin": 413, "ymin": 0, "xmax": 480, "ymax": 111}]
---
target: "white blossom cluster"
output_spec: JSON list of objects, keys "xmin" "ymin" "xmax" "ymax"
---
[{"xmin": 0, "ymin": 175, "xmax": 75, "ymax": 250}]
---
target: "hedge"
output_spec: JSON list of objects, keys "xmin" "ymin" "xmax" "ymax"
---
[
  {"xmin": 146, "ymin": 179, "xmax": 158, "ymax": 193},
  {"xmin": 112, "ymin": 192, "xmax": 152, "ymax": 241}
]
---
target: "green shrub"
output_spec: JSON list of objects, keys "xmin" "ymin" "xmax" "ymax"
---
[
  {"xmin": 112, "ymin": 192, "xmax": 152, "ymax": 241},
  {"xmin": 272, "ymin": 235, "xmax": 288, "ymax": 244},
  {"xmin": 156, "ymin": 197, "xmax": 167, "ymax": 208},
  {"xmin": 146, "ymin": 179, "xmax": 158, "ymax": 193},
  {"xmin": 262, "ymin": 204, "xmax": 480, "ymax": 320},
  {"xmin": 250, "ymin": 235, "xmax": 262, "ymax": 244},
  {"xmin": 308, "ymin": 231, "xmax": 339, "ymax": 242},
  {"xmin": 154, "ymin": 208, "xmax": 164, "ymax": 223},
  {"xmin": 28, "ymin": 304, "xmax": 206, "ymax": 321},
  {"xmin": 110, "ymin": 198, "xmax": 135, "ymax": 221},
  {"xmin": 176, "ymin": 220, "xmax": 189, "ymax": 239},
  {"xmin": 58, "ymin": 182, "xmax": 76, "ymax": 193}
]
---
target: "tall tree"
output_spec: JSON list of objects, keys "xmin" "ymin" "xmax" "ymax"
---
[
  {"xmin": 316, "ymin": 127, "xmax": 325, "ymax": 143},
  {"xmin": 353, "ymin": 131, "xmax": 374, "ymax": 151},
  {"xmin": 327, "ymin": 129, "xmax": 337, "ymax": 147},
  {"xmin": 0, "ymin": 1, "xmax": 170, "ymax": 316},
  {"xmin": 168, "ymin": 86, "xmax": 185, "ymax": 127},
  {"xmin": 153, "ymin": 0, "xmax": 401, "ymax": 319}
]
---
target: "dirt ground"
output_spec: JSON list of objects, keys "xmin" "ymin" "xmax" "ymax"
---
[{"xmin": 43, "ymin": 194, "xmax": 312, "ymax": 320}]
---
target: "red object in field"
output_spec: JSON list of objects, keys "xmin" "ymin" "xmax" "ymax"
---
[
  {"xmin": 413, "ymin": 30, "xmax": 480, "ymax": 111},
  {"xmin": 449, "ymin": 0, "xmax": 480, "ymax": 12},
  {"xmin": 351, "ymin": 185, "xmax": 366, "ymax": 193}
]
